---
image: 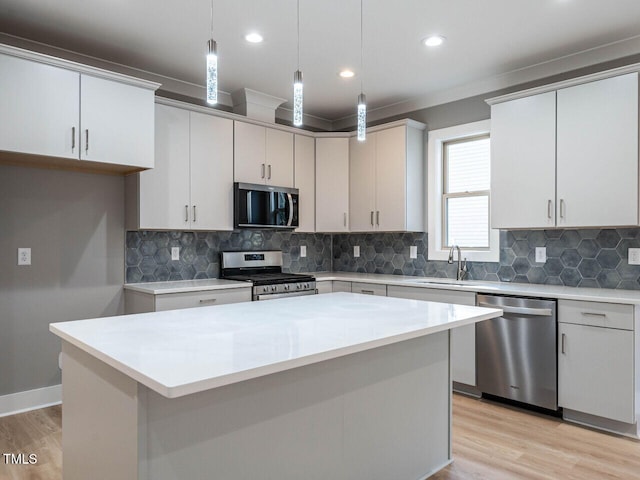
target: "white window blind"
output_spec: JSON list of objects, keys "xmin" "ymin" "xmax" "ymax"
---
[{"xmin": 443, "ymin": 135, "xmax": 490, "ymax": 249}]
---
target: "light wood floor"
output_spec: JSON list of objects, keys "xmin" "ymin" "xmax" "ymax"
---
[{"xmin": 1, "ymin": 395, "xmax": 639, "ymax": 479}]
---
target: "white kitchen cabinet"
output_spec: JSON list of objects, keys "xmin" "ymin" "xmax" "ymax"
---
[
  {"xmin": 332, "ymin": 281, "xmax": 352, "ymax": 293},
  {"xmin": 294, "ymin": 135, "xmax": 315, "ymax": 232},
  {"xmin": 125, "ymin": 287, "xmax": 252, "ymax": 314},
  {"xmin": 387, "ymin": 285, "xmax": 477, "ymax": 387},
  {"xmin": 315, "ymin": 281, "xmax": 332, "ymax": 295},
  {"xmin": 0, "ymin": 48, "xmax": 157, "ymax": 170},
  {"xmin": 315, "ymin": 137, "xmax": 350, "ymax": 232},
  {"xmin": 349, "ymin": 123, "xmax": 425, "ymax": 232},
  {"xmin": 490, "ymin": 72, "xmax": 639, "ymax": 229},
  {"xmin": 234, "ymin": 121, "xmax": 294, "ymax": 187},
  {"xmin": 558, "ymin": 322, "xmax": 635, "ymax": 424},
  {"xmin": 130, "ymin": 103, "xmax": 233, "ymax": 230},
  {"xmin": 556, "ymin": 73, "xmax": 638, "ymax": 227}
]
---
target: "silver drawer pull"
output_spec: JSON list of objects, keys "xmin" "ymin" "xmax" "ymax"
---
[
  {"xmin": 199, "ymin": 298, "xmax": 218, "ymax": 304},
  {"xmin": 71, "ymin": 126, "xmax": 76, "ymax": 152},
  {"xmin": 360, "ymin": 290, "xmax": 375, "ymax": 295},
  {"xmin": 85, "ymin": 129, "xmax": 89, "ymax": 153},
  {"xmin": 581, "ymin": 312, "xmax": 606, "ymax": 317},
  {"xmin": 561, "ymin": 333, "xmax": 566, "ymax": 354},
  {"xmin": 547, "ymin": 199, "xmax": 552, "ymax": 219}
]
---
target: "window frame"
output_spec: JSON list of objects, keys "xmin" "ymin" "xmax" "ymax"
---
[
  {"xmin": 441, "ymin": 134, "xmax": 491, "ymax": 250},
  {"xmin": 427, "ymin": 120, "xmax": 499, "ymax": 262}
]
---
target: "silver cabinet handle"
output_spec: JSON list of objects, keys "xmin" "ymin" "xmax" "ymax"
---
[
  {"xmin": 343, "ymin": 212, "xmax": 347, "ymax": 227},
  {"xmin": 547, "ymin": 200, "xmax": 552, "ymax": 219},
  {"xmin": 560, "ymin": 199, "xmax": 565, "ymax": 219},
  {"xmin": 268, "ymin": 164, "xmax": 272, "ymax": 179},
  {"xmin": 561, "ymin": 333, "xmax": 566, "ymax": 354},
  {"xmin": 261, "ymin": 163, "xmax": 265, "ymax": 179},
  {"xmin": 185, "ymin": 205, "xmax": 189, "ymax": 222},
  {"xmin": 199, "ymin": 298, "xmax": 217, "ymax": 304},
  {"xmin": 376, "ymin": 211, "xmax": 380, "ymax": 226},
  {"xmin": 360, "ymin": 290, "xmax": 375, "ymax": 295},
  {"xmin": 193, "ymin": 205, "xmax": 197, "ymax": 222},
  {"xmin": 85, "ymin": 129, "xmax": 89, "ymax": 153},
  {"xmin": 370, "ymin": 211, "xmax": 374, "ymax": 226},
  {"xmin": 71, "ymin": 127, "xmax": 76, "ymax": 152},
  {"xmin": 477, "ymin": 302, "xmax": 552, "ymax": 316},
  {"xmin": 581, "ymin": 311, "xmax": 606, "ymax": 318}
]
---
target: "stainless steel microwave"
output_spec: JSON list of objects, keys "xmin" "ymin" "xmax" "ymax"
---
[{"xmin": 234, "ymin": 182, "xmax": 299, "ymax": 229}]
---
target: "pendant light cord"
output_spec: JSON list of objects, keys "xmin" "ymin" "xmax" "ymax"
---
[
  {"xmin": 297, "ymin": 0, "xmax": 300, "ymax": 69},
  {"xmin": 360, "ymin": 0, "xmax": 363, "ymax": 92},
  {"xmin": 210, "ymin": 0, "xmax": 214, "ymax": 38}
]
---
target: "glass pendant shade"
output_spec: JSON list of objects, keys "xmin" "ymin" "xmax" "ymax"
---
[
  {"xmin": 206, "ymin": 39, "xmax": 218, "ymax": 105},
  {"xmin": 357, "ymin": 93, "xmax": 367, "ymax": 141},
  {"xmin": 293, "ymin": 70, "xmax": 303, "ymax": 127}
]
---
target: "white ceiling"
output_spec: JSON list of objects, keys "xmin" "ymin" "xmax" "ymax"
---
[{"xmin": 2, "ymin": 0, "xmax": 640, "ymax": 126}]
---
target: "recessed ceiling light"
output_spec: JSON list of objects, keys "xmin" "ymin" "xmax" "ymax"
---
[
  {"xmin": 339, "ymin": 70, "xmax": 355, "ymax": 78},
  {"xmin": 423, "ymin": 35, "xmax": 445, "ymax": 47},
  {"xmin": 245, "ymin": 33, "xmax": 263, "ymax": 43}
]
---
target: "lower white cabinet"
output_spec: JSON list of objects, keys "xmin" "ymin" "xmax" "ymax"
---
[
  {"xmin": 387, "ymin": 285, "xmax": 477, "ymax": 387},
  {"xmin": 558, "ymin": 300, "xmax": 636, "ymax": 424},
  {"xmin": 125, "ymin": 287, "xmax": 252, "ymax": 314},
  {"xmin": 332, "ymin": 281, "xmax": 352, "ymax": 293},
  {"xmin": 315, "ymin": 281, "xmax": 332, "ymax": 295}
]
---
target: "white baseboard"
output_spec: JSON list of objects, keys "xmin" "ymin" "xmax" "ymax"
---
[{"xmin": 0, "ymin": 384, "xmax": 62, "ymax": 418}]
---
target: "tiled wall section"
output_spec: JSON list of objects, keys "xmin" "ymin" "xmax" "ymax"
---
[
  {"xmin": 332, "ymin": 229, "xmax": 640, "ymax": 290},
  {"xmin": 125, "ymin": 230, "xmax": 332, "ymax": 283}
]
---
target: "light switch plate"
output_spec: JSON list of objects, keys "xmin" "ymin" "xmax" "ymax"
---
[
  {"xmin": 629, "ymin": 248, "xmax": 640, "ymax": 265},
  {"xmin": 171, "ymin": 247, "xmax": 180, "ymax": 261},
  {"xmin": 535, "ymin": 247, "xmax": 546, "ymax": 263},
  {"xmin": 300, "ymin": 245, "xmax": 307, "ymax": 257},
  {"xmin": 354, "ymin": 246, "xmax": 360, "ymax": 258},
  {"xmin": 18, "ymin": 248, "xmax": 31, "ymax": 266},
  {"xmin": 409, "ymin": 246, "xmax": 418, "ymax": 259}
]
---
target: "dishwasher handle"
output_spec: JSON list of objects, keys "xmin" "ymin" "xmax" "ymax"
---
[{"xmin": 477, "ymin": 302, "xmax": 553, "ymax": 317}]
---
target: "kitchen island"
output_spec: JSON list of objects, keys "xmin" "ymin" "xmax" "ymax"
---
[{"xmin": 50, "ymin": 292, "xmax": 501, "ymax": 480}]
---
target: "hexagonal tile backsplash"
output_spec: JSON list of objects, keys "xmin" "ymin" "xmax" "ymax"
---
[{"xmin": 126, "ymin": 228, "xmax": 640, "ymax": 290}]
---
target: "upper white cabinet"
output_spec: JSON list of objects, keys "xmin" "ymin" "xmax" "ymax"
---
[
  {"xmin": 0, "ymin": 47, "xmax": 158, "ymax": 171},
  {"xmin": 128, "ymin": 103, "xmax": 233, "ymax": 231},
  {"xmin": 294, "ymin": 135, "xmax": 316, "ymax": 232},
  {"xmin": 349, "ymin": 123, "xmax": 425, "ymax": 232},
  {"xmin": 315, "ymin": 137, "xmax": 350, "ymax": 232},
  {"xmin": 234, "ymin": 121, "xmax": 294, "ymax": 187},
  {"xmin": 490, "ymin": 72, "xmax": 639, "ymax": 229}
]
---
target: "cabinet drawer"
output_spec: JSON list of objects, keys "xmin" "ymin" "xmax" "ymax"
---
[
  {"xmin": 154, "ymin": 288, "xmax": 252, "ymax": 311},
  {"xmin": 351, "ymin": 282, "xmax": 387, "ymax": 296},
  {"xmin": 558, "ymin": 300, "xmax": 634, "ymax": 330}
]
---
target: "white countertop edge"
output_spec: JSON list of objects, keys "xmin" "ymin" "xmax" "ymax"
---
[
  {"xmin": 124, "ymin": 279, "xmax": 252, "ymax": 295},
  {"xmin": 50, "ymin": 306, "xmax": 501, "ymax": 399}
]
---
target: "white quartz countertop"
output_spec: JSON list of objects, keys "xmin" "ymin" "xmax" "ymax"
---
[
  {"xmin": 50, "ymin": 292, "xmax": 501, "ymax": 399},
  {"xmin": 315, "ymin": 272, "xmax": 640, "ymax": 305},
  {"xmin": 124, "ymin": 278, "xmax": 251, "ymax": 294}
]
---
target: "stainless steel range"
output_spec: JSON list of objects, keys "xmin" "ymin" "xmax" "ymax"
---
[{"xmin": 220, "ymin": 250, "xmax": 316, "ymax": 301}]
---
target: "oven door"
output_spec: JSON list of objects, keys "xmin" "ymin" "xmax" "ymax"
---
[
  {"xmin": 235, "ymin": 182, "xmax": 299, "ymax": 229},
  {"xmin": 254, "ymin": 290, "xmax": 317, "ymax": 301}
]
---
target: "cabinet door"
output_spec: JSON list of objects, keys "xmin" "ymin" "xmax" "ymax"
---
[
  {"xmin": 266, "ymin": 128, "xmax": 294, "ymax": 187},
  {"xmin": 234, "ymin": 121, "xmax": 266, "ymax": 184},
  {"xmin": 558, "ymin": 323, "xmax": 635, "ymax": 424},
  {"xmin": 332, "ymin": 281, "xmax": 352, "ymax": 293},
  {"xmin": 375, "ymin": 126, "xmax": 407, "ymax": 231},
  {"xmin": 294, "ymin": 135, "xmax": 316, "ymax": 232},
  {"xmin": 190, "ymin": 112, "xmax": 234, "ymax": 230},
  {"xmin": 0, "ymin": 54, "xmax": 79, "ymax": 159},
  {"xmin": 316, "ymin": 138, "xmax": 350, "ymax": 232},
  {"xmin": 80, "ymin": 74, "xmax": 154, "ymax": 168},
  {"xmin": 557, "ymin": 73, "xmax": 638, "ymax": 227},
  {"xmin": 386, "ymin": 285, "xmax": 477, "ymax": 386},
  {"xmin": 139, "ymin": 105, "xmax": 190, "ymax": 229},
  {"xmin": 349, "ymin": 135, "xmax": 376, "ymax": 232},
  {"xmin": 490, "ymin": 92, "xmax": 556, "ymax": 229}
]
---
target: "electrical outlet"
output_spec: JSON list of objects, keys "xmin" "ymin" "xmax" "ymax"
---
[
  {"xmin": 535, "ymin": 247, "xmax": 546, "ymax": 263},
  {"xmin": 18, "ymin": 248, "xmax": 31, "ymax": 266},
  {"xmin": 409, "ymin": 246, "xmax": 418, "ymax": 259},
  {"xmin": 629, "ymin": 248, "xmax": 640, "ymax": 265},
  {"xmin": 171, "ymin": 247, "xmax": 180, "ymax": 261},
  {"xmin": 354, "ymin": 245, "xmax": 360, "ymax": 258},
  {"xmin": 300, "ymin": 245, "xmax": 307, "ymax": 257}
]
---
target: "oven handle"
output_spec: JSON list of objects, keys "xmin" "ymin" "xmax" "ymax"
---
[
  {"xmin": 255, "ymin": 290, "xmax": 316, "ymax": 301},
  {"xmin": 477, "ymin": 302, "xmax": 552, "ymax": 317},
  {"xmin": 286, "ymin": 193, "xmax": 294, "ymax": 227}
]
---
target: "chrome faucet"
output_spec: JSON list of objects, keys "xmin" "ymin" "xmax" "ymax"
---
[{"xmin": 447, "ymin": 245, "xmax": 468, "ymax": 281}]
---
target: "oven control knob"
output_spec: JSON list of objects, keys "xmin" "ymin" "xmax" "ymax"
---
[
  {"xmin": 284, "ymin": 284, "xmax": 290, "ymax": 291},
  {"xmin": 262, "ymin": 286, "xmax": 269, "ymax": 293},
  {"xmin": 296, "ymin": 283, "xmax": 301, "ymax": 290},
  {"xmin": 271, "ymin": 285, "xmax": 277, "ymax": 292},
  {"xmin": 304, "ymin": 283, "xmax": 310, "ymax": 289}
]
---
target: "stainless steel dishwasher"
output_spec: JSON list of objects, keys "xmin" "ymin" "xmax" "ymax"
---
[{"xmin": 476, "ymin": 294, "xmax": 558, "ymax": 411}]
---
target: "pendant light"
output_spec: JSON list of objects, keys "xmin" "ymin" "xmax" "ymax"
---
[
  {"xmin": 293, "ymin": 0, "xmax": 303, "ymax": 126},
  {"xmin": 356, "ymin": 0, "xmax": 366, "ymax": 141},
  {"xmin": 206, "ymin": 0, "xmax": 218, "ymax": 105}
]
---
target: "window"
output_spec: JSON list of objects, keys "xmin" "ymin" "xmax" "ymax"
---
[
  {"xmin": 442, "ymin": 135, "xmax": 490, "ymax": 249},
  {"xmin": 427, "ymin": 120, "xmax": 498, "ymax": 262}
]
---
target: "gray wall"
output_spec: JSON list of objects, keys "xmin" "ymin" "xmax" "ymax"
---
[{"xmin": 0, "ymin": 165, "xmax": 125, "ymax": 396}]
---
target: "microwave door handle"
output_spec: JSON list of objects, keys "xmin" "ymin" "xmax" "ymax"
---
[{"xmin": 286, "ymin": 193, "xmax": 294, "ymax": 226}]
